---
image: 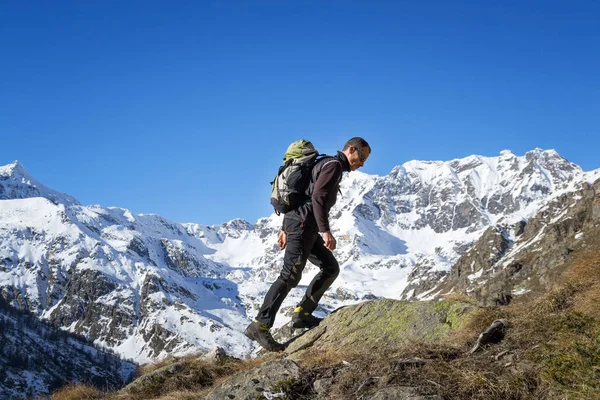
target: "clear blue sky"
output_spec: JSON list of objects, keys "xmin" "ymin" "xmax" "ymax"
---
[{"xmin": 1, "ymin": 1, "xmax": 599, "ymax": 225}]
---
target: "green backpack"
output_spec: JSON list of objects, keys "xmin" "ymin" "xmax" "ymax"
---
[{"xmin": 270, "ymin": 139, "xmax": 320, "ymax": 214}]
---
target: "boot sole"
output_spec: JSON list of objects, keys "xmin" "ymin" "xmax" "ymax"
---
[{"xmin": 291, "ymin": 320, "xmax": 321, "ymax": 329}]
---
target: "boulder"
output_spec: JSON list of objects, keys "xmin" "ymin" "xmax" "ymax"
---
[
  {"xmin": 205, "ymin": 359, "xmax": 300, "ymax": 400},
  {"xmin": 284, "ymin": 299, "xmax": 476, "ymax": 359}
]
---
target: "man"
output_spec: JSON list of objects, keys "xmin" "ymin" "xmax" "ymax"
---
[{"xmin": 245, "ymin": 137, "xmax": 371, "ymax": 351}]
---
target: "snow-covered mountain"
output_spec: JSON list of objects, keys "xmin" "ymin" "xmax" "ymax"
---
[
  {"xmin": 0, "ymin": 161, "xmax": 79, "ymax": 206},
  {"xmin": 1, "ymin": 151, "xmax": 598, "ymax": 365}
]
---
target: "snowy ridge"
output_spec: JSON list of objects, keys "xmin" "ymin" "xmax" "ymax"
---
[
  {"xmin": 0, "ymin": 160, "xmax": 79, "ymax": 206},
  {"xmin": 0, "ymin": 149, "xmax": 597, "ymax": 364},
  {"xmin": 0, "ymin": 196, "xmax": 254, "ymax": 363}
]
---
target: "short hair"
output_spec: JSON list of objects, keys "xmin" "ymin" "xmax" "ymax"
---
[{"xmin": 343, "ymin": 137, "xmax": 371, "ymax": 153}]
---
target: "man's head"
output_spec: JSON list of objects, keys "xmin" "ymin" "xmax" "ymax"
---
[{"xmin": 342, "ymin": 137, "xmax": 371, "ymax": 171}]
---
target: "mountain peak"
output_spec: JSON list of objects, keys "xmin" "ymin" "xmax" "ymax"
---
[
  {"xmin": 525, "ymin": 147, "xmax": 561, "ymax": 159},
  {"xmin": 0, "ymin": 160, "xmax": 33, "ymax": 181},
  {"xmin": 499, "ymin": 149, "xmax": 515, "ymax": 157},
  {"xmin": 221, "ymin": 218, "xmax": 253, "ymax": 231},
  {"xmin": 0, "ymin": 161, "xmax": 80, "ymax": 206}
]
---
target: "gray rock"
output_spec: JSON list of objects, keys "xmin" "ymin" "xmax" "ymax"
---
[
  {"xmin": 285, "ymin": 299, "xmax": 476, "ymax": 358},
  {"xmin": 313, "ymin": 378, "xmax": 333, "ymax": 394},
  {"xmin": 198, "ymin": 346, "xmax": 227, "ymax": 363},
  {"xmin": 160, "ymin": 238, "xmax": 214, "ymax": 278},
  {"xmin": 205, "ymin": 359, "xmax": 301, "ymax": 400},
  {"xmin": 470, "ymin": 319, "xmax": 509, "ymax": 353},
  {"xmin": 123, "ymin": 362, "xmax": 186, "ymax": 394}
]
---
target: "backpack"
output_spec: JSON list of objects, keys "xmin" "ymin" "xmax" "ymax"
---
[{"xmin": 270, "ymin": 139, "xmax": 321, "ymax": 215}]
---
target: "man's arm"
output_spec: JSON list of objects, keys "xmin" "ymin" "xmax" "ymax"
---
[{"xmin": 312, "ymin": 160, "xmax": 342, "ymax": 233}]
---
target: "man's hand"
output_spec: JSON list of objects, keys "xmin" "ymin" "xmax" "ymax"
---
[
  {"xmin": 323, "ymin": 231, "xmax": 337, "ymax": 251},
  {"xmin": 277, "ymin": 231, "xmax": 287, "ymax": 250}
]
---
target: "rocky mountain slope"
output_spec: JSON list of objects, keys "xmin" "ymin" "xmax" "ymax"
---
[
  {"xmin": 427, "ymin": 176, "xmax": 600, "ymax": 306},
  {"xmin": 0, "ymin": 295, "xmax": 135, "ymax": 399},
  {"xmin": 1, "ymin": 149, "xmax": 598, "ymax": 371}
]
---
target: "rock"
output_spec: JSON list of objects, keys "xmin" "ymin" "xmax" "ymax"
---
[
  {"xmin": 470, "ymin": 319, "xmax": 509, "ymax": 353},
  {"xmin": 198, "ymin": 346, "xmax": 227, "ymax": 362},
  {"xmin": 431, "ymin": 226, "xmax": 510, "ymax": 299},
  {"xmin": 123, "ymin": 362, "xmax": 186, "ymax": 394},
  {"xmin": 313, "ymin": 378, "xmax": 333, "ymax": 394},
  {"xmin": 355, "ymin": 376, "xmax": 380, "ymax": 394},
  {"xmin": 285, "ymin": 299, "xmax": 477, "ymax": 359},
  {"xmin": 204, "ymin": 359, "xmax": 301, "ymax": 400}
]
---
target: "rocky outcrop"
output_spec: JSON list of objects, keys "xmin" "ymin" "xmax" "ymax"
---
[
  {"xmin": 205, "ymin": 359, "xmax": 301, "ymax": 400},
  {"xmin": 160, "ymin": 238, "xmax": 216, "ymax": 278},
  {"xmin": 422, "ymin": 178, "xmax": 600, "ymax": 306},
  {"xmin": 469, "ymin": 319, "xmax": 509, "ymax": 353},
  {"xmin": 283, "ymin": 299, "xmax": 476, "ymax": 358},
  {"xmin": 48, "ymin": 268, "xmax": 136, "ymax": 345},
  {"xmin": 201, "ymin": 299, "xmax": 476, "ymax": 400},
  {"xmin": 404, "ymin": 225, "xmax": 513, "ymax": 300}
]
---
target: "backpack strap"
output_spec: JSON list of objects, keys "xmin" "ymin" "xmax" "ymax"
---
[
  {"xmin": 319, "ymin": 157, "xmax": 343, "ymax": 195},
  {"xmin": 303, "ymin": 154, "xmax": 343, "ymax": 199},
  {"xmin": 313, "ymin": 155, "xmax": 341, "ymax": 179}
]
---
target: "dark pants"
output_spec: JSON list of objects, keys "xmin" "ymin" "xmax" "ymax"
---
[{"xmin": 255, "ymin": 216, "xmax": 340, "ymax": 327}]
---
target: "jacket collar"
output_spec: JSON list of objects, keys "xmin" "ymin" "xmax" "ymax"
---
[{"xmin": 336, "ymin": 151, "xmax": 351, "ymax": 173}]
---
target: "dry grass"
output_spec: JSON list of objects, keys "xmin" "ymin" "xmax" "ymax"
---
[
  {"xmin": 298, "ymin": 348, "xmax": 351, "ymax": 369},
  {"xmin": 123, "ymin": 358, "xmax": 242, "ymax": 399},
  {"xmin": 50, "ymin": 384, "xmax": 104, "ymax": 400},
  {"xmin": 296, "ymin": 328, "xmax": 541, "ymax": 399},
  {"xmin": 440, "ymin": 292, "xmax": 479, "ymax": 305},
  {"xmin": 427, "ymin": 251, "xmax": 600, "ymax": 399},
  {"xmin": 100, "ymin": 352, "xmax": 283, "ymax": 400},
  {"xmin": 287, "ymin": 249, "xmax": 600, "ymax": 400},
  {"xmin": 137, "ymin": 355, "xmax": 183, "ymax": 376},
  {"xmin": 108, "ymin": 389, "xmax": 204, "ymax": 400},
  {"xmin": 567, "ymin": 252, "xmax": 600, "ymax": 318},
  {"xmin": 516, "ymin": 251, "xmax": 600, "ymax": 399}
]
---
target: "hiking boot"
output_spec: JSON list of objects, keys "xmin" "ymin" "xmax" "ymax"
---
[
  {"xmin": 244, "ymin": 320, "xmax": 284, "ymax": 352},
  {"xmin": 292, "ymin": 307, "xmax": 323, "ymax": 329}
]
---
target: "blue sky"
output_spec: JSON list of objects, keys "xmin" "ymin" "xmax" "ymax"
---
[{"xmin": 1, "ymin": 1, "xmax": 599, "ymax": 225}]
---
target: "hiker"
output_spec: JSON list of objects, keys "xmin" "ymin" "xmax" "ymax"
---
[{"xmin": 245, "ymin": 137, "xmax": 371, "ymax": 351}]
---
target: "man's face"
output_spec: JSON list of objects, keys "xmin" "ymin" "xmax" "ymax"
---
[{"xmin": 348, "ymin": 146, "xmax": 370, "ymax": 171}]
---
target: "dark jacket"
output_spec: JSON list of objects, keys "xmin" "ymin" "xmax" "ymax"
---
[{"xmin": 287, "ymin": 151, "xmax": 351, "ymax": 232}]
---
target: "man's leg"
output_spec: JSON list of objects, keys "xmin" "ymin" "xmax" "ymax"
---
[
  {"xmin": 247, "ymin": 218, "xmax": 318, "ymax": 350},
  {"xmin": 293, "ymin": 236, "xmax": 340, "ymax": 327},
  {"xmin": 254, "ymin": 218, "xmax": 318, "ymax": 326}
]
